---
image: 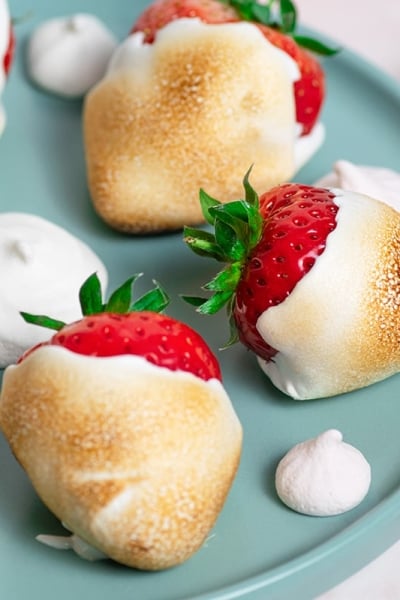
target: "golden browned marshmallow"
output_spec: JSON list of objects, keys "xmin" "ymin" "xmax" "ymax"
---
[
  {"xmin": 257, "ymin": 189, "xmax": 400, "ymax": 400},
  {"xmin": 83, "ymin": 19, "xmax": 299, "ymax": 233},
  {"xmin": 0, "ymin": 347, "xmax": 242, "ymax": 569}
]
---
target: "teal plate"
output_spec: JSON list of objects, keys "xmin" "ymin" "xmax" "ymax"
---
[{"xmin": 1, "ymin": 2, "xmax": 400, "ymax": 599}]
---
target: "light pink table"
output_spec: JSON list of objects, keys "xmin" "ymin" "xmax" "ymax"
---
[{"xmin": 298, "ymin": 2, "xmax": 400, "ymax": 597}]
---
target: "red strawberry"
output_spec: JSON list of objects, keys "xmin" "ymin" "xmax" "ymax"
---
[
  {"xmin": 234, "ymin": 182, "xmax": 338, "ymax": 359},
  {"xmin": 183, "ymin": 170, "xmax": 338, "ymax": 361},
  {"xmin": 256, "ymin": 25, "xmax": 325, "ymax": 135},
  {"xmin": 3, "ymin": 23, "xmax": 15, "ymax": 76},
  {"xmin": 131, "ymin": 0, "xmax": 337, "ymax": 135},
  {"xmin": 20, "ymin": 273, "xmax": 221, "ymax": 382}
]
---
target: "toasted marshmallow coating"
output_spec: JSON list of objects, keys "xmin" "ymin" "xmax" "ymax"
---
[
  {"xmin": 0, "ymin": 347, "xmax": 242, "ymax": 569},
  {"xmin": 257, "ymin": 189, "xmax": 400, "ymax": 399},
  {"xmin": 0, "ymin": 213, "xmax": 107, "ymax": 367},
  {"xmin": 294, "ymin": 121, "xmax": 325, "ymax": 171},
  {"xmin": 27, "ymin": 14, "xmax": 117, "ymax": 97},
  {"xmin": 84, "ymin": 19, "xmax": 307, "ymax": 233},
  {"xmin": 275, "ymin": 430, "xmax": 371, "ymax": 516}
]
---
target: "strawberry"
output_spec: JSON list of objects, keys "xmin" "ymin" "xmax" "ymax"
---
[
  {"xmin": 131, "ymin": 0, "xmax": 337, "ymax": 135},
  {"xmin": 20, "ymin": 273, "xmax": 222, "ymax": 382},
  {"xmin": 183, "ymin": 169, "xmax": 338, "ymax": 361},
  {"xmin": 3, "ymin": 22, "xmax": 15, "ymax": 76}
]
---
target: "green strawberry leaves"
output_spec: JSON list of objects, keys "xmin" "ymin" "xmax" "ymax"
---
[
  {"xmin": 279, "ymin": 0, "xmax": 297, "ymax": 34},
  {"xmin": 79, "ymin": 272, "xmax": 170, "ymax": 315},
  {"xmin": 183, "ymin": 168, "xmax": 262, "ymax": 325},
  {"xmin": 79, "ymin": 272, "xmax": 104, "ymax": 315},
  {"xmin": 129, "ymin": 281, "xmax": 170, "ymax": 313},
  {"xmin": 220, "ymin": 0, "xmax": 339, "ymax": 56},
  {"xmin": 20, "ymin": 313, "xmax": 66, "ymax": 332},
  {"xmin": 183, "ymin": 226, "xmax": 227, "ymax": 261},
  {"xmin": 292, "ymin": 34, "xmax": 339, "ymax": 56},
  {"xmin": 20, "ymin": 274, "xmax": 170, "ymax": 331},
  {"xmin": 204, "ymin": 263, "xmax": 243, "ymax": 292},
  {"xmin": 199, "ymin": 188, "xmax": 222, "ymax": 225}
]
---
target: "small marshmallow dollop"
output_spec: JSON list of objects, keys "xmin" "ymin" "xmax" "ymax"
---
[
  {"xmin": 27, "ymin": 14, "xmax": 117, "ymax": 98},
  {"xmin": 36, "ymin": 532, "xmax": 107, "ymax": 562},
  {"xmin": 316, "ymin": 160, "xmax": 400, "ymax": 213},
  {"xmin": 275, "ymin": 430, "xmax": 371, "ymax": 516}
]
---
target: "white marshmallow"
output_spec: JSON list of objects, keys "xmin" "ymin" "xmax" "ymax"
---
[
  {"xmin": 316, "ymin": 160, "xmax": 400, "ymax": 213},
  {"xmin": 27, "ymin": 14, "xmax": 117, "ymax": 97},
  {"xmin": 0, "ymin": 213, "xmax": 108, "ymax": 366},
  {"xmin": 275, "ymin": 430, "xmax": 371, "ymax": 516}
]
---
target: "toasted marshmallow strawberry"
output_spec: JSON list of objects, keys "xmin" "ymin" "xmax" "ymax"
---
[
  {"xmin": 83, "ymin": 17, "xmax": 324, "ymax": 233},
  {"xmin": 0, "ymin": 0, "xmax": 14, "ymax": 135},
  {"xmin": 184, "ymin": 172, "xmax": 400, "ymax": 400},
  {"xmin": 0, "ymin": 274, "xmax": 242, "ymax": 570}
]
